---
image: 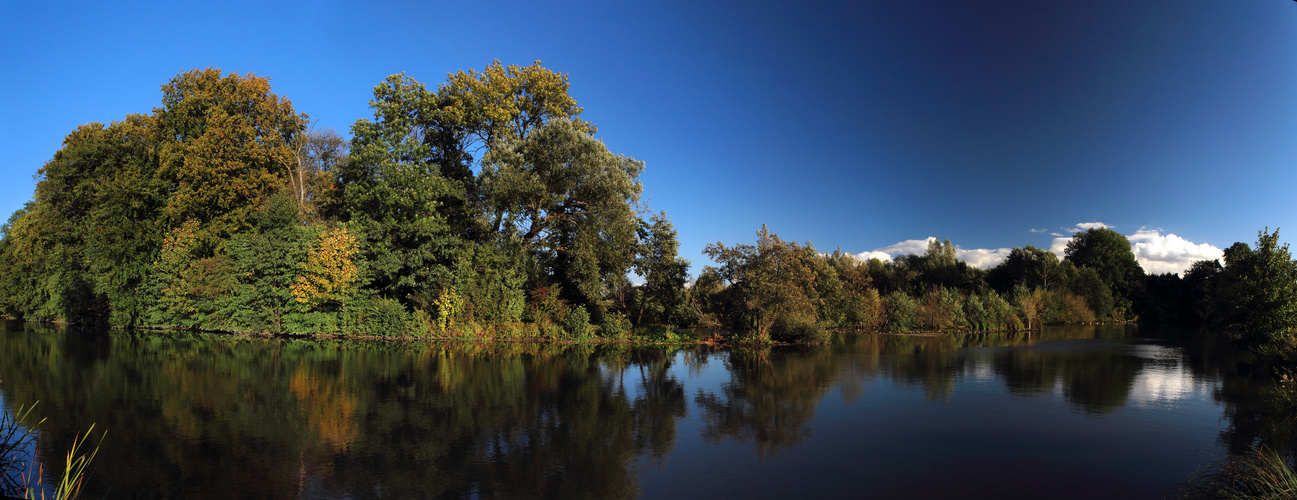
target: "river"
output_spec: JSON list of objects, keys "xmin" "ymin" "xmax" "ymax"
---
[{"xmin": 0, "ymin": 321, "xmax": 1279, "ymax": 499}]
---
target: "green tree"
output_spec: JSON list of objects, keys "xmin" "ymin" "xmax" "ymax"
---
[
  {"xmin": 438, "ymin": 59, "xmax": 592, "ymax": 158},
  {"xmin": 704, "ymin": 226, "xmax": 818, "ymax": 341},
  {"xmin": 481, "ymin": 119, "xmax": 644, "ymax": 313},
  {"xmin": 1065, "ymin": 266, "xmax": 1114, "ymax": 320},
  {"xmin": 221, "ymin": 195, "xmax": 313, "ymax": 333},
  {"xmin": 988, "ymin": 245, "xmax": 1060, "ymax": 293},
  {"xmin": 1064, "ymin": 228, "xmax": 1144, "ymax": 317},
  {"xmin": 1221, "ymin": 228, "xmax": 1297, "ymax": 350},
  {"xmin": 154, "ymin": 68, "xmax": 306, "ymax": 247},
  {"xmin": 338, "ymin": 74, "xmax": 470, "ymax": 306},
  {"xmin": 634, "ymin": 213, "xmax": 691, "ymax": 326}
]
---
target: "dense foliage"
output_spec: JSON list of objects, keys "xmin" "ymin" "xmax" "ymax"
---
[
  {"xmin": 0, "ymin": 63, "xmax": 674, "ymax": 340},
  {"xmin": 1, "ymin": 65, "xmax": 1295, "ymax": 352}
]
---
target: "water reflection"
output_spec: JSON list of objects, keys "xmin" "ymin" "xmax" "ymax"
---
[
  {"xmin": 0, "ymin": 323, "xmax": 689, "ymax": 499},
  {"xmin": 0, "ymin": 322, "xmax": 1282, "ymax": 498},
  {"xmin": 694, "ymin": 348, "xmax": 838, "ymax": 459}
]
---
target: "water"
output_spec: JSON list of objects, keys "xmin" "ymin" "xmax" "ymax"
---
[{"xmin": 0, "ymin": 322, "xmax": 1273, "ymax": 498}]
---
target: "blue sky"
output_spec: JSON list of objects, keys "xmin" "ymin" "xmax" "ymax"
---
[{"xmin": 3, "ymin": 1, "xmax": 1295, "ymax": 275}]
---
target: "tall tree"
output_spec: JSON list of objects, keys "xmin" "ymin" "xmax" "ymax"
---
[
  {"xmin": 1064, "ymin": 228, "xmax": 1144, "ymax": 316},
  {"xmin": 634, "ymin": 213, "xmax": 691, "ymax": 326},
  {"xmin": 339, "ymin": 74, "xmax": 469, "ymax": 305},
  {"xmin": 704, "ymin": 226, "xmax": 818, "ymax": 341},
  {"xmin": 155, "ymin": 68, "xmax": 306, "ymax": 247},
  {"xmin": 1220, "ymin": 228, "xmax": 1297, "ymax": 350},
  {"xmin": 480, "ymin": 118, "xmax": 644, "ymax": 311}
]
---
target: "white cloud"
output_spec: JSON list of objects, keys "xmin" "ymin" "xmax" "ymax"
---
[
  {"xmin": 852, "ymin": 237, "xmax": 934, "ymax": 263},
  {"xmin": 849, "ymin": 224, "xmax": 1219, "ymax": 275},
  {"xmin": 877, "ymin": 237, "xmax": 936, "ymax": 257},
  {"xmin": 1029, "ymin": 228, "xmax": 1049, "ymax": 234},
  {"xmin": 1127, "ymin": 228, "xmax": 1223, "ymax": 276},
  {"xmin": 854, "ymin": 250, "xmax": 894, "ymax": 262},
  {"xmin": 1049, "ymin": 223, "xmax": 1222, "ymax": 275},
  {"xmin": 853, "ymin": 237, "xmax": 1011, "ymax": 269},
  {"xmin": 1075, "ymin": 222, "xmax": 1113, "ymax": 231},
  {"xmin": 957, "ymin": 248, "xmax": 1013, "ymax": 269},
  {"xmin": 1050, "ymin": 237, "xmax": 1070, "ymax": 259}
]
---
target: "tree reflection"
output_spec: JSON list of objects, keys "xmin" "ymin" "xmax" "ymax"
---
[
  {"xmin": 0, "ymin": 324, "xmax": 689, "ymax": 499},
  {"xmin": 4, "ymin": 321, "xmax": 1283, "ymax": 497},
  {"xmin": 694, "ymin": 347, "xmax": 839, "ymax": 459}
]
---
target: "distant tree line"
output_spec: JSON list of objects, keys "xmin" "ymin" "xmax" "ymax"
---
[
  {"xmin": 0, "ymin": 64, "xmax": 1293, "ymax": 353},
  {"xmin": 695, "ymin": 225, "xmax": 1297, "ymax": 353}
]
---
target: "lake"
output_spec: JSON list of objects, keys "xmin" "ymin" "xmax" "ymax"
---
[{"xmin": 0, "ymin": 321, "xmax": 1275, "ymax": 499}]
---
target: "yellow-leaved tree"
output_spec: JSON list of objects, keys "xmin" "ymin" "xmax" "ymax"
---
[{"xmin": 292, "ymin": 227, "xmax": 360, "ymax": 311}]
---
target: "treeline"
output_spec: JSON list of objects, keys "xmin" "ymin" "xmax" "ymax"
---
[
  {"xmin": 1, "ymin": 63, "xmax": 1294, "ymax": 350},
  {"xmin": 693, "ymin": 225, "xmax": 1297, "ymax": 351},
  {"xmin": 0, "ymin": 63, "xmax": 688, "ymax": 340}
]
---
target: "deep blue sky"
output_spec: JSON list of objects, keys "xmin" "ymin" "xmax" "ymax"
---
[{"xmin": 3, "ymin": 1, "xmax": 1295, "ymax": 275}]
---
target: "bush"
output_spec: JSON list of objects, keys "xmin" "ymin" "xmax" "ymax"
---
[
  {"xmin": 600, "ymin": 311, "xmax": 632, "ymax": 338},
  {"xmin": 564, "ymin": 305, "xmax": 593, "ymax": 340},
  {"xmin": 885, "ymin": 291, "xmax": 918, "ymax": 332},
  {"xmin": 770, "ymin": 315, "xmax": 829, "ymax": 344},
  {"xmin": 346, "ymin": 297, "xmax": 409, "ymax": 336}
]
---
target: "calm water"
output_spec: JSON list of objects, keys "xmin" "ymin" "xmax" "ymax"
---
[{"xmin": 0, "ymin": 321, "xmax": 1275, "ymax": 499}]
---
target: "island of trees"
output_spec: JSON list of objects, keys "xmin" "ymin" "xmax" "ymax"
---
[{"xmin": 1, "ymin": 62, "xmax": 1294, "ymax": 355}]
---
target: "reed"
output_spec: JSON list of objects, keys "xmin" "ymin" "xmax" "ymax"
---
[
  {"xmin": 0, "ymin": 402, "xmax": 42, "ymax": 497},
  {"xmin": 1180, "ymin": 446, "xmax": 1297, "ymax": 499},
  {"xmin": 0, "ymin": 402, "xmax": 103, "ymax": 500}
]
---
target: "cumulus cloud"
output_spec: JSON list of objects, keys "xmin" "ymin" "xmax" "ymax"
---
[
  {"xmin": 853, "ymin": 237, "xmax": 1011, "ymax": 269},
  {"xmin": 1050, "ymin": 237, "xmax": 1070, "ymax": 259},
  {"xmin": 957, "ymin": 248, "xmax": 1013, "ymax": 269},
  {"xmin": 1049, "ymin": 222, "xmax": 1222, "ymax": 275},
  {"xmin": 1075, "ymin": 222, "xmax": 1113, "ymax": 231},
  {"xmin": 848, "ymin": 223, "xmax": 1219, "ymax": 275},
  {"xmin": 1051, "ymin": 222, "xmax": 1113, "ymax": 258},
  {"xmin": 1127, "ymin": 228, "xmax": 1223, "ymax": 275}
]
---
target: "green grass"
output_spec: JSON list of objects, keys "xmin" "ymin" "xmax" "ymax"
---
[
  {"xmin": 1180, "ymin": 446, "xmax": 1297, "ymax": 499},
  {"xmin": 1, "ymin": 402, "xmax": 43, "ymax": 497},
  {"xmin": 0, "ymin": 402, "xmax": 103, "ymax": 500}
]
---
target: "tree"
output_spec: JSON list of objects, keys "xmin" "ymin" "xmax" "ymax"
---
[
  {"xmin": 1065, "ymin": 266, "xmax": 1113, "ymax": 320},
  {"xmin": 1064, "ymin": 228, "xmax": 1144, "ymax": 317},
  {"xmin": 291, "ymin": 126, "xmax": 349, "ymax": 219},
  {"xmin": 481, "ymin": 118, "xmax": 644, "ymax": 312},
  {"xmin": 293, "ymin": 226, "xmax": 360, "ymax": 312},
  {"xmin": 154, "ymin": 68, "xmax": 306, "ymax": 247},
  {"xmin": 438, "ymin": 59, "xmax": 592, "ymax": 156},
  {"xmin": 338, "ymin": 74, "xmax": 470, "ymax": 305},
  {"xmin": 1181, "ymin": 259, "xmax": 1222, "ymax": 324},
  {"xmin": 988, "ymin": 245, "xmax": 1059, "ymax": 293},
  {"xmin": 704, "ymin": 226, "xmax": 818, "ymax": 341},
  {"xmin": 634, "ymin": 213, "xmax": 691, "ymax": 326},
  {"xmin": 1220, "ymin": 228, "xmax": 1297, "ymax": 350}
]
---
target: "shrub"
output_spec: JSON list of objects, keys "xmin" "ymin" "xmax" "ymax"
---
[
  {"xmin": 600, "ymin": 311, "xmax": 632, "ymax": 338},
  {"xmin": 770, "ymin": 315, "xmax": 829, "ymax": 344},
  {"xmin": 884, "ymin": 291, "xmax": 918, "ymax": 332},
  {"xmin": 564, "ymin": 305, "xmax": 593, "ymax": 340},
  {"xmin": 346, "ymin": 297, "xmax": 409, "ymax": 336}
]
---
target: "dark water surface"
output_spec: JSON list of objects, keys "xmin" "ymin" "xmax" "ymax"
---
[{"xmin": 0, "ymin": 322, "xmax": 1273, "ymax": 498}]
